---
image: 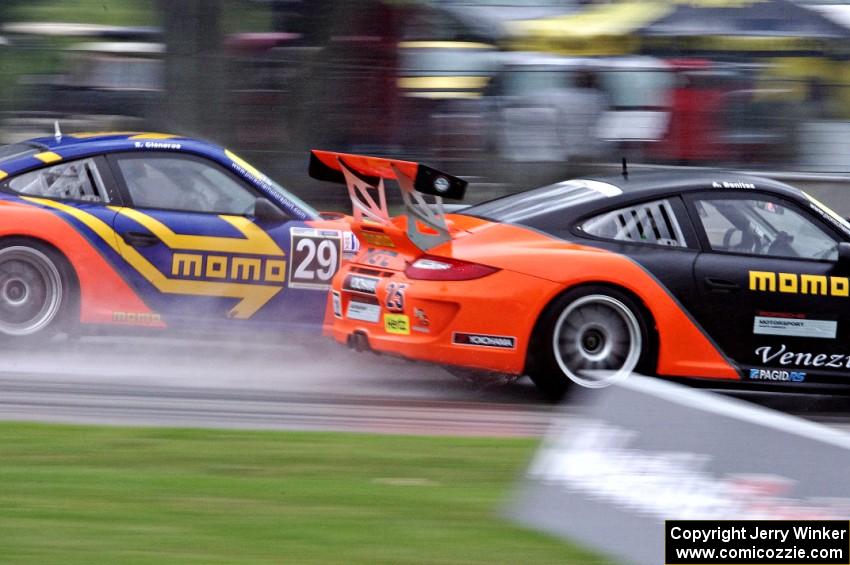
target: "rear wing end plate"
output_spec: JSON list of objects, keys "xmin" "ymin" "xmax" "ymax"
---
[{"xmin": 309, "ymin": 150, "xmax": 467, "ymax": 252}]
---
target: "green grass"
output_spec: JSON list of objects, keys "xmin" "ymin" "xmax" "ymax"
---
[
  {"xmin": 7, "ymin": 0, "xmax": 156, "ymax": 27},
  {"xmin": 0, "ymin": 423, "xmax": 606, "ymax": 564},
  {"xmin": 6, "ymin": 0, "xmax": 271, "ymax": 32}
]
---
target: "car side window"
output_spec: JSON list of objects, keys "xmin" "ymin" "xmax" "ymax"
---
[
  {"xmin": 114, "ymin": 155, "xmax": 258, "ymax": 215},
  {"xmin": 580, "ymin": 198, "xmax": 687, "ymax": 247},
  {"xmin": 7, "ymin": 158, "xmax": 109, "ymax": 202},
  {"xmin": 694, "ymin": 197, "xmax": 837, "ymax": 261}
]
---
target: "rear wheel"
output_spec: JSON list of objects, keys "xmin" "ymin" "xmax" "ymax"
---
[
  {"xmin": 0, "ymin": 242, "xmax": 74, "ymax": 338},
  {"xmin": 528, "ymin": 286, "xmax": 649, "ymax": 400}
]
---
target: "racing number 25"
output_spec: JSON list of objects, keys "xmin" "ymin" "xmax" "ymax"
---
[{"xmin": 289, "ymin": 229, "xmax": 342, "ymax": 289}]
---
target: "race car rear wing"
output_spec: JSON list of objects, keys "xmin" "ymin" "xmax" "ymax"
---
[{"xmin": 309, "ymin": 150, "xmax": 467, "ymax": 252}]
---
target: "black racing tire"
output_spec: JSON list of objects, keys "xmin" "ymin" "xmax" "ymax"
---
[
  {"xmin": 0, "ymin": 239, "xmax": 77, "ymax": 340},
  {"xmin": 527, "ymin": 285, "xmax": 651, "ymax": 401}
]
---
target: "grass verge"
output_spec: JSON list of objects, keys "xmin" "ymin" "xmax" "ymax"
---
[{"xmin": 0, "ymin": 422, "xmax": 607, "ymax": 564}]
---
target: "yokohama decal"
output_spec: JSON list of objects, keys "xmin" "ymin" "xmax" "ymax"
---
[{"xmin": 452, "ymin": 332, "xmax": 516, "ymax": 349}]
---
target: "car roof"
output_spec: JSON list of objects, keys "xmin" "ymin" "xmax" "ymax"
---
[
  {"xmin": 463, "ymin": 169, "xmax": 811, "ymax": 233},
  {"xmin": 0, "ymin": 132, "xmax": 221, "ymax": 177},
  {"xmin": 0, "ymin": 131, "xmax": 319, "ymax": 221},
  {"xmin": 581, "ymin": 170, "xmax": 806, "ymax": 202}
]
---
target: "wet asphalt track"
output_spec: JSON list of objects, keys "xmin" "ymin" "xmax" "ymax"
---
[
  {"xmin": 1, "ymin": 332, "xmax": 850, "ymax": 436},
  {"xmin": 0, "ymin": 333, "xmax": 554, "ymax": 436}
]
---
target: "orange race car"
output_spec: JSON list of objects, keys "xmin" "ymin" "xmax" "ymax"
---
[{"xmin": 313, "ymin": 150, "xmax": 850, "ymax": 398}]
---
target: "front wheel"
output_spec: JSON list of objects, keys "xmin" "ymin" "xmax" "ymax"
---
[
  {"xmin": 0, "ymin": 242, "xmax": 73, "ymax": 337},
  {"xmin": 528, "ymin": 286, "xmax": 650, "ymax": 400}
]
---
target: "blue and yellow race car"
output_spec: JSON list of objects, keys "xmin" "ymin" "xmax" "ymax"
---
[{"xmin": 0, "ymin": 131, "xmax": 354, "ymax": 338}]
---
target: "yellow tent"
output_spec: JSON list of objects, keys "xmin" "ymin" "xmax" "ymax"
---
[{"xmin": 507, "ymin": 2, "xmax": 671, "ymax": 56}]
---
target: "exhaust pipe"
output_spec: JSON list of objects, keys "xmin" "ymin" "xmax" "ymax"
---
[{"xmin": 347, "ymin": 331, "xmax": 371, "ymax": 353}]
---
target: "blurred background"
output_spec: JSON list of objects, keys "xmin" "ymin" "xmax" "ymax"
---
[{"xmin": 3, "ymin": 0, "xmax": 850, "ymax": 209}]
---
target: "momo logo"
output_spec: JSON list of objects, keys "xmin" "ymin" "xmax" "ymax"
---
[
  {"xmin": 172, "ymin": 253, "xmax": 287, "ymax": 283},
  {"xmin": 453, "ymin": 332, "xmax": 516, "ymax": 349},
  {"xmin": 749, "ymin": 271, "xmax": 850, "ymax": 297},
  {"xmin": 23, "ymin": 197, "xmax": 286, "ymax": 319}
]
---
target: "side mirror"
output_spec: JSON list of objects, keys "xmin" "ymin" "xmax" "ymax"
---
[
  {"xmin": 254, "ymin": 197, "xmax": 289, "ymax": 223},
  {"xmin": 838, "ymin": 242, "xmax": 850, "ymax": 265}
]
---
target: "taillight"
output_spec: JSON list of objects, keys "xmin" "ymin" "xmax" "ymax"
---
[{"xmin": 404, "ymin": 255, "xmax": 499, "ymax": 281}]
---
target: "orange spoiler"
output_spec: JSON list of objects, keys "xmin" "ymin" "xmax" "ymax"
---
[
  {"xmin": 308, "ymin": 150, "xmax": 468, "ymax": 252},
  {"xmin": 309, "ymin": 150, "xmax": 467, "ymax": 200}
]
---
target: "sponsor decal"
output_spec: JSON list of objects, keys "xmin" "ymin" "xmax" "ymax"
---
[
  {"xmin": 413, "ymin": 307, "xmax": 430, "ymax": 333},
  {"xmin": 804, "ymin": 192, "xmax": 850, "ymax": 237},
  {"xmin": 343, "ymin": 274, "xmax": 379, "ymax": 295},
  {"xmin": 112, "ymin": 311, "xmax": 163, "ymax": 326},
  {"xmin": 342, "ymin": 231, "xmax": 359, "ymax": 253},
  {"xmin": 747, "ymin": 368, "xmax": 806, "ymax": 382},
  {"xmin": 363, "ymin": 248, "xmax": 398, "ymax": 268},
  {"xmin": 384, "ymin": 313, "xmax": 410, "ymax": 335},
  {"xmin": 385, "ymin": 282, "xmax": 407, "ymax": 312},
  {"xmin": 226, "ymin": 149, "xmax": 309, "ymax": 221},
  {"xmin": 24, "ymin": 198, "xmax": 286, "ymax": 319},
  {"xmin": 172, "ymin": 253, "xmax": 286, "ymax": 283},
  {"xmin": 528, "ymin": 419, "xmax": 850, "ymax": 523},
  {"xmin": 712, "ymin": 180, "xmax": 755, "ymax": 189},
  {"xmin": 453, "ymin": 332, "xmax": 516, "ymax": 349},
  {"xmin": 346, "ymin": 300, "xmax": 380, "ymax": 323},
  {"xmin": 755, "ymin": 343, "xmax": 850, "ymax": 369},
  {"xmin": 749, "ymin": 270, "xmax": 849, "ymax": 297},
  {"xmin": 753, "ymin": 316, "xmax": 836, "ymax": 339},
  {"xmin": 289, "ymin": 228, "xmax": 342, "ymax": 290},
  {"xmin": 433, "ymin": 176, "xmax": 450, "ymax": 193},
  {"xmin": 758, "ymin": 310, "xmax": 805, "ymax": 319},
  {"xmin": 361, "ymin": 231, "xmax": 395, "ymax": 248},
  {"xmin": 331, "ymin": 291, "xmax": 342, "ymax": 318}
]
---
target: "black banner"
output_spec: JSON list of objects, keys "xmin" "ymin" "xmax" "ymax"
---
[{"xmin": 666, "ymin": 520, "xmax": 849, "ymax": 564}]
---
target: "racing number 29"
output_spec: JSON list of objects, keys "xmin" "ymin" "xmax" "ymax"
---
[{"xmin": 290, "ymin": 233, "xmax": 341, "ymax": 289}]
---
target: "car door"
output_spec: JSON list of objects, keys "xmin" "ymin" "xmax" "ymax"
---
[
  {"xmin": 686, "ymin": 190, "xmax": 849, "ymax": 385},
  {"xmin": 106, "ymin": 151, "xmax": 342, "ymax": 328}
]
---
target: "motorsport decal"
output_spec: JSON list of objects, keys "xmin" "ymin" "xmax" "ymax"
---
[
  {"xmin": 747, "ymin": 368, "xmax": 806, "ymax": 382},
  {"xmin": 332, "ymin": 291, "xmax": 342, "ymax": 318},
  {"xmin": 346, "ymin": 299, "xmax": 380, "ymax": 323},
  {"xmin": 753, "ymin": 315, "xmax": 837, "ymax": 339},
  {"xmin": 288, "ymin": 227, "xmax": 342, "ymax": 290},
  {"xmin": 452, "ymin": 332, "xmax": 516, "ymax": 349},
  {"xmin": 225, "ymin": 149, "xmax": 309, "ymax": 221},
  {"xmin": 804, "ymin": 192, "xmax": 850, "ymax": 237},
  {"xmin": 22, "ymin": 197, "xmax": 286, "ymax": 319},
  {"xmin": 385, "ymin": 282, "xmax": 407, "ymax": 312},
  {"xmin": 384, "ymin": 313, "xmax": 410, "ymax": 335},
  {"xmin": 755, "ymin": 344, "xmax": 850, "ymax": 369},
  {"xmin": 343, "ymin": 274, "xmax": 379, "ymax": 295},
  {"xmin": 749, "ymin": 271, "xmax": 850, "ymax": 296}
]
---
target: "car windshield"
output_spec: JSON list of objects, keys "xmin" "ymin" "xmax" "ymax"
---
[
  {"xmin": 462, "ymin": 179, "xmax": 622, "ymax": 223},
  {"xmin": 262, "ymin": 174, "xmax": 319, "ymax": 219},
  {"xmin": 803, "ymin": 191, "xmax": 850, "ymax": 236},
  {"xmin": 226, "ymin": 149, "xmax": 319, "ymax": 219}
]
